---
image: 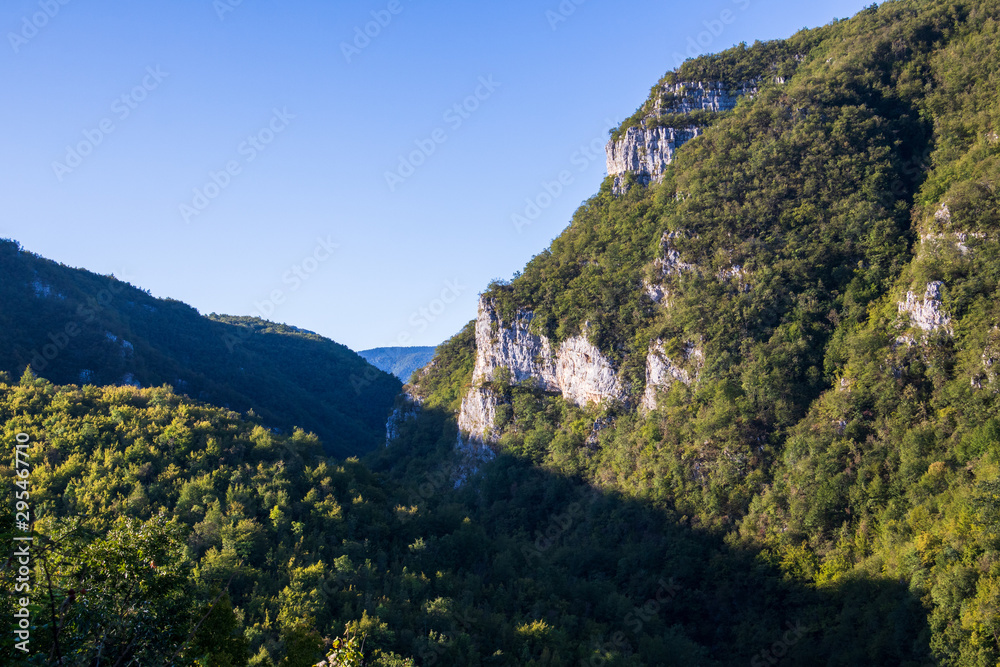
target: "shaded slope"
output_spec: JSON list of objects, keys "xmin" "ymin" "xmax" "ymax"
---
[{"xmin": 0, "ymin": 239, "xmax": 400, "ymax": 456}]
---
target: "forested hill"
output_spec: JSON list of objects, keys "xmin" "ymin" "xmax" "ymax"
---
[
  {"xmin": 402, "ymin": 0, "xmax": 1000, "ymax": 663},
  {"xmin": 0, "ymin": 239, "xmax": 400, "ymax": 456},
  {"xmin": 10, "ymin": 1, "xmax": 1000, "ymax": 665}
]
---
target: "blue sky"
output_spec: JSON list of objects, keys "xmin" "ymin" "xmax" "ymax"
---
[{"xmin": 1, "ymin": 0, "xmax": 874, "ymax": 351}]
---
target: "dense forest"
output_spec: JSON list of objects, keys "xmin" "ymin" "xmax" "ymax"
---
[{"xmin": 7, "ymin": 0, "xmax": 1000, "ymax": 664}]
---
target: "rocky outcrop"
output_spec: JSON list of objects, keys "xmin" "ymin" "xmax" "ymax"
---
[
  {"xmin": 456, "ymin": 385, "xmax": 500, "ymax": 443},
  {"xmin": 606, "ymin": 81, "xmax": 760, "ymax": 194},
  {"xmin": 456, "ymin": 296, "xmax": 629, "ymax": 449},
  {"xmin": 654, "ymin": 80, "xmax": 759, "ymax": 114},
  {"xmin": 642, "ymin": 280, "xmax": 668, "ymax": 305},
  {"xmin": 644, "ymin": 232, "xmax": 696, "ymax": 306},
  {"xmin": 468, "ymin": 296, "xmax": 627, "ymax": 409},
  {"xmin": 555, "ymin": 336, "xmax": 627, "ymax": 407},
  {"xmin": 641, "ymin": 340, "xmax": 703, "ymax": 412},
  {"xmin": 898, "ymin": 281, "xmax": 953, "ymax": 335},
  {"xmin": 385, "ymin": 391, "xmax": 421, "ymax": 445},
  {"xmin": 472, "ymin": 303, "xmax": 558, "ymax": 391},
  {"xmin": 606, "ymin": 126, "xmax": 701, "ymax": 194},
  {"xmin": 454, "ymin": 386, "xmax": 499, "ymax": 486}
]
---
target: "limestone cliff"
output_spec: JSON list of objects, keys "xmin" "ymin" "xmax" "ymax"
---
[
  {"xmin": 456, "ymin": 296, "xmax": 629, "ymax": 448},
  {"xmin": 606, "ymin": 80, "xmax": 761, "ymax": 194},
  {"xmin": 641, "ymin": 340, "xmax": 704, "ymax": 412},
  {"xmin": 605, "ymin": 126, "xmax": 702, "ymax": 194},
  {"xmin": 898, "ymin": 280, "xmax": 953, "ymax": 335}
]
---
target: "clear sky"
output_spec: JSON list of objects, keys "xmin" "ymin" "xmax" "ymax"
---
[{"xmin": 1, "ymin": 0, "xmax": 874, "ymax": 351}]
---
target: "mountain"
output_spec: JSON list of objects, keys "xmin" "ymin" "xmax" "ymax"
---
[
  {"xmin": 394, "ymin": 1, "xmax": 1000, "ymax": 663},
  {"xmin": 9, "ymin": 1, "xmax": 1000, "ymax": 665},
  {"xmin": 357, "ymin": 346, "xmax": 437, "ymax": 382},
  {"xmin": 0, "ymin": 239, "xmax": 400, "ymax": 457}
]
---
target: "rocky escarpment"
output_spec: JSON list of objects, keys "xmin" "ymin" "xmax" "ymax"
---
[
  {"xmin": 606, "ymin": 127, "xmax": 702, "ymax": 194},
  {"xmin": 606, "ymin": 81, "xmax": 761, "ymax": 194},
  {"xmin": 456, "ymin": 297, "xmax": 629, "ymax": 450},
  {"xmin": 454, "ymin": 386, "xmax": 499, "ymax": 485},
  {"xmin": 456, "ymin": 385, "xmax": 500, "ymax": 444},
  {"xmin": 641, "ymin": 340, "xmax": 703, "ymax": 412},
  {"xmin": 655, "ymin": 81, "xmax": 759, "ymax": 114},
  {"xmin": 471, "ymin": 304, "xmax": 558, "ymax": 391},
  {"xmin": 896, "ymin": 280, "xmax": 953, "ymax": 348},
  {"xmin": 468, "ymin": 297, "xmax": 628, "ymax": 407},
  {"xmin": 385, "ymin": 391, "xmax": 421, "ymax": 445}
]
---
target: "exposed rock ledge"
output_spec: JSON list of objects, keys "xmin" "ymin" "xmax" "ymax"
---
[
  {"xmin": 452, "ymin": 297, "xmax": 629, "ymax": 485},
  {"xmin": 454, "ymin": 386, "xmax": 499, "ymax": 486},
  {"xmin": 457, "ymin": 385, "xmax": 500, "ymax": 443},
  {"xmin": 644, "ymin": 232, "xmax": 696, "ymax": 306},
  {"xmin": 641, "ymin": 340, "xmax": 703, "ymax": 412},
  {"xmin": 606, "ymin": 126, "xmax": 701, "ymax": 195},
  {"xmin": 895, "ymin": 281, "xmax": 953, "ymax": 349},
  {"xmin": 469, "ymin": 296, "xmax": 627, "ymax": 408},
  {"xmin": 458, "ymin": 296, "xmax": 628, "ymax": 445},
  {"xmin": 654, "ymin": 81, "xmax": 759, "ymax": 114},
  {"xmin": 898, "ymin": 281, "xmax": 952, "ymax": 334},
  {"xmin": 606, "ymin": 80, "xmax": 760, "ymax": 194}
]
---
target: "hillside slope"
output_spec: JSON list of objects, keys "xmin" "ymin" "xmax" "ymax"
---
[
  {"xmin": 399, "ymin": 0, "xmax": 1000, "ymax": 663},
  {"xmin": 0, "ymin": 240, "xmax": 400, "ymax": 457}
]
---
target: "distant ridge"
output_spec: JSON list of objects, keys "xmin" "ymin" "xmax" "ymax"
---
[
  {"xmin": 358, "ymin": 346, "xmax": 437, "ymax": 383},
  {"xmin": 0, "ymin": 239, "xmax": 401, "ymax": 456}
]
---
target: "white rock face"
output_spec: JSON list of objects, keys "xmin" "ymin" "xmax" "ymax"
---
[
  {"xmin": 452, "ymin": 386, "xmax": 500, "ymax": 487},
  {"xmin": 471, "ymin": 301, "xmax": 558, "ymax": 391},
  {"xmin": 655, "ymin": 81, "xmax": 758, "ymax": 114},
  {"xmin": 606, "ymin": 81, "xmax": 759, "ymax": 194},
  {"xmin": 642, "ymin": 279, "xmax": 668, "ymax": 304},
  {"xmin": 457, "ymin": 296, "xmax": 629, "ymax": 447},
  {"xmin": 468, "ymin": 297, "xmax": 627, "ymax": 407},
  {"xmin": 606, "ymin": 126, "xmax": 701, "ymax": 194},
  {"xmin": 641, "ymin": 340, "xmax": 703, "ymax": 411},
  {"xmin": 898, "ymin": 281, "xmax": 953, "ymax": 334},
  {"xmin": 456, "ymin": 385, "xmax": 500, "ymax": 443},
  {"xmin": 555, "ymin": 336, "xmax": 627, "ymax": 407}
]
